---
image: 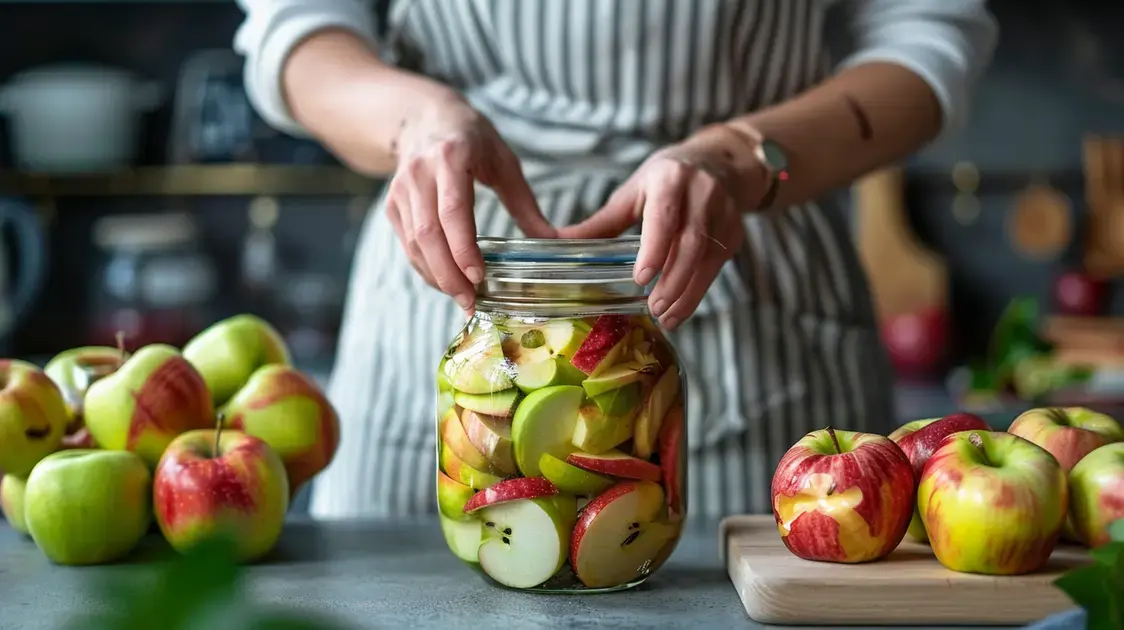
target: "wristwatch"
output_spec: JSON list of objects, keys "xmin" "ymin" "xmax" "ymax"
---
[{"xmin": 740, "ymin": 125, "xmax": 789, "ymax": 210}]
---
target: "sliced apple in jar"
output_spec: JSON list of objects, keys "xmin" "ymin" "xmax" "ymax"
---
[
  {"xmin": 582, "ymin": 362, "xmax": 650, "ymax": 398},
  {"xmin": 571, "ymin": 480, "xmax": 680, "ymax": 588},
  {"xmin": 572, "ymin": 403, "xmax": 636, "ymax": 455},
  {"xmin": 441, "ymin": 443, "xmax": 503, "ymax": 490},
  {"xmin": 440, "ymin": 514, "xmax": 483, "ymax": 564},
  {"xmin": 477, "ymin": 497, "xmax": 571, "ymax": 589},
  {"xmin": 461, "ymin": 409, "xmax": 517, "ymax": 475},
  {"xmin": 633, "ymin": 365, "xmax": 681, "ymax": 459},
  {"xmin": 437, "ymin": 470, "xmax": 476, "ymax": 520},
  {"xmin": 590, "ymin": 382, "xmax": 643, "ymax": 417},
  {"xmin": 445, "ymin": 326, "xmax": 515, "ymax": 394},
  {"xmin": 462, "ymin": 476, "xmax": 559, "ymax": 514},
  {"xmin": 502, "ymin": 319, "xmax": 590, "ymax": 367},
  {"xmin": 511, "ymin": 385, "xmax": 584, "ymax": 477},
  {"xmin": 570, "ymin": 315, "xmax": 633, "ymax": 376},
  {"xmin": 658, "ymin": 404, "xmax": 686, "ymax": 521},
  {"xmin": 514, "ymin": 356, "xmax": 587, "ymax": 393},
  {"xmin": 539, "ymin": 452, "xmax": 615, "ymax": 496},
  {"xmin": 442, "ymin": 407, "xmax": 502, "ymax": 475},
  {"xmin": 453, "ymin": 389, "xmax": 520, "ymax": 419},
  {"xmin": 567, "ymin": 449, "xmax": 662, "ymax": 482}
]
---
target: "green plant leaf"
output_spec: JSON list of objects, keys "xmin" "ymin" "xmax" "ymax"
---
[
  {"xmin": 1110, "ymin": 518, "xmax": 1124, "ymax": 543},
  {"xmin": 1055, "ymin": 537, "xmax": 1124, "ymax": 630}
]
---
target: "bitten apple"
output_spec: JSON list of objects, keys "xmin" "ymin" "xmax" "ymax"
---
[
  {"xmin": 1068, "ymin": 442, "xmax": 1124, "ymax": 548},
  {"xmin": 0, "ymin": 360, "xmax": 69, "ymax": 477},
  {"xmin": 222, "ymin": 364, "xmax": 340, "ymax": 498},
  {"xmin": 771, "ymin": 428, "xmax": 914, "ymax": 563},
  {"xmin": 918, "ymin": 431, "xmax": 1067, "ymax": 575},
  {"xmin": 1008, "ymin": 407, "xmax": 1124, "ymax": 472},
  {"xmin": 890, "ymin": 413, "xmax": 990, "ymax": 542},
  {"xmin": 84, "ymin": 345, "xmax": 215, "ymax": 469},
  {"xmin": 154, "ymin": 429, "xmax": 289, "ymax": 563},
  {"xmin": 183, "ymin": 314, "xmax": 291, "ymax": 406}
]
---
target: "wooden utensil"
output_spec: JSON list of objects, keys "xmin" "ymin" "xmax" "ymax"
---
[
  {"xmin": 1082, "ymin": 135, "xmax": 1124, "ymax": 277},
  {"xmin": 1008, "ymin": 181, "xmax": 1072, "ymax": 260},
  {"xmin": 721, "ymin": 515, "xmax": 1089, "ymax": 626}
]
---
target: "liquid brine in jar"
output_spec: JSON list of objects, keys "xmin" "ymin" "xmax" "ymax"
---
[{"xmin": 435, "ymin": 238, "xmax": 687, "ymax": 592}]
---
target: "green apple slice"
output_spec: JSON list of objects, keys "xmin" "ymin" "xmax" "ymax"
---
[
  {"xmin": 582, "ymin": 363, "xmax": 649, "ymax": 398},
  {"xmin": 633, "ymin": 365, "xmax": 680, "ymax": 459},
  {"xmin": 445, "ymin": 327, "xmax": 514, "ymax": 394},
  {"xmin": 477, "ymin": 498, "xmax": 570, "ymax": 589},
  {"xmin": 514, "ymin": 357, "xmax": 587, "ymax": 393},
  {"xmin": 454, "ymin": 389, "xmax": 521, "ymax": 418},
  {"xmin": 572, "ymin": 404, "xmax": 635, "ymax": 455},
  {"xmin": 437, "ymin": 470, "xmax": 476, "ymax": 520},
  {"xmin": 436, "ymin": 357, "xmax": 452, "ymax": 393},
  {"xmin": 511, "ymin": 385, "xmax": 584, "ymax": 477},
  {"xmin": 540, "ymin": 453, "xmax": 614, "ymax": 496},
  {"xmin": 440, "ymin": 514, "xmax": 482, "ymax": 564},
  {"xmin": 441, "ymin": 443, "xmax": 503, "ymax": 490},
  {"xmin": 591, "ymin": 382, "xmax": 643, "ymax": 417},
  {"xmin": 503, "ymin": 320, "xmax": 590, "ymax": 367},
  {"xmin": 461, "ymin": 410, "xmax": 516, "ymax": 475}
]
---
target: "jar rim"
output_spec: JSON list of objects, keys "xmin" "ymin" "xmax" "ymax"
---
[{"xmin": 478, "ymin": 237, "xmax": 640, "ymax": 264}]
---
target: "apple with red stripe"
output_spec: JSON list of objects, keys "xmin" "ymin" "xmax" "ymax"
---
[
  {"xmin": 154, "ymin": 427, "xmax": 289, "ymax": 563},
  {"xmin": 1067, "ymin": 442, "xmax": 1124, "ymax": 548},
  {"xmin": 771, "ymin": 427, "xmax": 914, "ymax": 563},
  {"xmin": 889, "ymin": 412, "xmax": 990, "ymax": 543},
  {"xmin": 84, "ymin": 344, "xmax": 214, "ymax": 469},
  {"xmin": 221, "ymin": 364, "xmax": 340, "ymax": 499},
  {"xmin": 918, "ymin": 430, "xmax": 1066, "ymax": 575},
  {"xmin": 0, "ymin": 359, "xmax": 69, "ymax": 478},
  {"xmin": 1008, "ymin": 407, "xmax": 1124, "ymax": 473}
]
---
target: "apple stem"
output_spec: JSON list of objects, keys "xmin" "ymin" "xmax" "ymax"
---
[
  {"xmin": 968, "ymin": 432, "xmax": 984, "ymax": 450},
  {"xmin": 213, "ymin": 411, "xmax": 224, "ymax": 459},
  {"xmin": 825, "ymin": 427, "xmax": 843, "ymax": 454},
  {"xmin": 115, "ymin": 331, "xmax": 127, "ymax": 369}
]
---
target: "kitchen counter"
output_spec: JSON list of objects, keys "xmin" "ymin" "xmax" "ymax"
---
[{"xmin": 0, "ymin": 517, "xmax": 1018, "ymax": 630}]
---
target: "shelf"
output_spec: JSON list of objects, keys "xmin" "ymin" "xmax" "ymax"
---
[{"xmin": 0, "ymin": 165, "xmax": 383, "ymax": 198}]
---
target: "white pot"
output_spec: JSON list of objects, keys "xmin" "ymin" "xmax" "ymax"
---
[{"xmin": 0, "ymin": 64, "xmax": 162, "ymax": 173}]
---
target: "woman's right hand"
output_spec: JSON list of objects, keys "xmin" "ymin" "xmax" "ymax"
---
[{"xmin": 387, "ymin": 93, "xmax": 556, "ymax": 311}]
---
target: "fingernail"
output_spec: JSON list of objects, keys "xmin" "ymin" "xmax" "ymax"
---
[
  {"xmin": 662, "ymin": 316, "xmax": 680, "ymax": 330},
  {"xmin": 465, "ymin": 266, "xmax": 484, "ymax": 284},
  {"xmin": 454, "ymin": 293, "xmax": 474, "ymax": 311},
  {"xmin": 651, "ymin": 299, "xmax": 667, "ymax": 317},
  {"xmin": 636, "ymin": 267, "xmax": 655, "ymax": 286}
]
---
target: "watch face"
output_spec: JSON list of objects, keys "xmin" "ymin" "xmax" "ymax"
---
[{"xmin": 760, "ymin": 140, "xmax": 788, "ymax": 171}]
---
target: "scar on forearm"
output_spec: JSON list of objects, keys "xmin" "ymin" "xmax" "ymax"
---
[
  {"xmin": 390, "ymin": 118, "xmax": 407, "ymax": 156},
  {"xmin": 843, "ymin": 94, "xmax": 873, "ymax": 141}
]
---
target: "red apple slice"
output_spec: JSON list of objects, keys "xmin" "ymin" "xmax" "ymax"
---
[
  {"xmin": 570, "ymin": 315, "xmax": 632, "ymax": 376},
  {"xmin": 567, "ymin": 449, "xmax": 661, "ymax": 482},
  {"xmin": 461, "ymin": 409, "xmax": 517, "ymax": 475},
  {"xmin": 442, "ymin": 407, "xmax": 500, "ymax": 475},
  {"xmin": 658, "ymin": 404, "xmax": 685, "ymax": 521},
  {"xmin": 570, "ymin": 480, "xmax": 680, "ymax": 588},
  {"xmin": 463, "ymin": 476, "xmax": 559, "ymax": 514},
  {"xmin": 633, "ymin": 365, "xmax": 680, "ymax": 458}
]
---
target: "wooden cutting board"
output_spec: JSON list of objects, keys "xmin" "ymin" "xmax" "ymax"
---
[{"xmin": 720, "ymin": 515, "xmax": 1089, "ymax": 626}]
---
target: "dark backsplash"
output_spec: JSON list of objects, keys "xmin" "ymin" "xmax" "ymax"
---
[{"xmin": 1, "ymin": 0, "xmax": 1123, "ymax": 366}]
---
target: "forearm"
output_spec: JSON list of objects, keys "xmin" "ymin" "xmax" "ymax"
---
[{"xmin": 282, "ymin": 29, "xmax": 459, "ymax": 175}]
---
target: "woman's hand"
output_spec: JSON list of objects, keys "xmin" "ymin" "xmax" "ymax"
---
[
  {"xmin": 388, "ymin": 92, "xmax": 556, "ymax": 310},
  {"xmin": 558, "ymin": 135, "xmax": 761, "ymax": 330}
]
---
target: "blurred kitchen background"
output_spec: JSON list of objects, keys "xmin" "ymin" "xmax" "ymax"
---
[{"xmin": 0, "ymin": 0, "xmax": 1123, "ymax": 415}]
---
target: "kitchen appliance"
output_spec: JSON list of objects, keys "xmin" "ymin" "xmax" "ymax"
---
[
  {"xmin": 0, "ymin": 64, "xmax": 161, "ymax": 173},
  {"xmin": 720, "ymin": 515, "xmax": 1088, "ymax": 625},
  {"xmin": 0, "ymin": 199, "xmax": 47, "ymax": 352}
]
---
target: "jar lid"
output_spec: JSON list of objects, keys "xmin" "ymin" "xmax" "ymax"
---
[{"xmin": 478, "ymin": 237, "xmax": 639, "ymax": 265}]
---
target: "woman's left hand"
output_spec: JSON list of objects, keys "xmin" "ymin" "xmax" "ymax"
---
[{"xmin": 558, "ymin": 137, "xmax": 760, "ymax": 331}]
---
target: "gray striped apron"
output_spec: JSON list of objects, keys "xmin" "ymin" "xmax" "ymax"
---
[{"xmin": 312, "ymin": 0, "xmax": 896, "ymax": 521}]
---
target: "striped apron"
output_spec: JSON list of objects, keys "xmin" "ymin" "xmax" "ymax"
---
[{"xmin": 311, "ymin": 0, "xmax": 897, "ymax": 521}]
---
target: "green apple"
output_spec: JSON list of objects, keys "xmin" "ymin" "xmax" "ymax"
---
[
  {"xmin": 44, "ymin": 346, "xmax": 124, "ymax": 431},
  {"xmin": 477, "ymin": 497, "xmax": 571, "ymax": 588},
  {"xmin": 539, "ymin": 453, "xmax": 614, "ymax": 495},
  {"xmin": 154, "ymin": 429, "xmax": 289, "ymax": 563},
  {"xmin": 438, "ymin": 470, "xmax": 476, "ymax": 520},
  {"xmin": 501, "ymin": 320, "xmax": 588, "ymax": 367},
  {"xmin": 511, "ymin": 385, "xmax": 584, "ymax": 477},
  {"xmin": 84, "ymin": 344, "xmax": 215, "ymax": 469},
  {"xmin": 513, "ymin": 357, "xmax": 587, "ymax": 393},
  {"xmin": 444, "ymin": 324, "xmax": 515, "ymax": 395},
  {"xmin": 572, "ymin": 403, "xmax": 636, "ymax": 455},
  {"xmin": 183, "ymin": 314, "xmax": 291, "ymax": 406},
  {"xmin": 453, "ymin": 389, "xmax": 521, "ymax": 418},
  {"xmin": 440, "ymin": 442, "xmax": 503, "ymax": 490},
  {"xmin": 1068, "ymin": 442, "xmax": 1124, "ymax": 548},
  {"xmin": 591, "ymin": 382, "xmax": 642, "ymax": 417},
  {"xmin": 0, "ymin": 360, "xmax": 70, "ymax": 477},
  {"xmin": 581, "ymin": 363, "xmax": 649, "ymax": 398},
  {"xmin": 24, "ymin": 449, "xmax": 151, "ymax": 565},
  {"xmin": 221, "ymin": 364, "xmax": 340, "ymax": 499},
  {"xmin": 633, "ymin": 365, "xmax": 680, "ymax": 458},
  {"xmin": 440, "ymin": 513, "xmax": 482, "ymax": 563},
  {"xmin": 1, "ymin": 474, "xmax": 29, "ymax": 535},
  {"xmin": 461, "ymin": 409, "xmax": 516, "ymax": 475}
]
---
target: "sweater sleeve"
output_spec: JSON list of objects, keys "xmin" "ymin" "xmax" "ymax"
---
[
  {"xmin": 233, "ymin": 0, "xmax": 379, "ymax": 137},
  {"xmin": 834, "ymin": 0, "xmax": 999, "ymax": 135}
]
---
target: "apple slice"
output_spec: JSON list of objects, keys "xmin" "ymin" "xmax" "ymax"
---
[
  {"xmin": 570, "ymin": 315, "xmax": 633, "ymax": 376},
  {"xmin": 591, "ymin": 382, "xmax": 643, "ymax": 417},
  {"xmin": 514, "ymin": 357, "xmax": 587, "ymax": 393},
  {"xmin": 572, "ymin": 403, "xmax": 636, "ymax": 455},
  {"xmin": 567, "ymin": 449, "xmax": 661, "ymax": 482},
  {"xmin": 445, "ymin": 326, "xmax": 515, "ymax": 394},
  {"xmin": 461, "ymin": 409, "xmax": 517, "ymax": 475},
  {"xmin": 442, "ymin": 407, "xmax": 501, "ymax": 474},
  {"xmin": 551, "ymin": 493, "xmax": 579, "ymax": 531},
  {"xmin": 633, "ymin": 365, "xmax": 681, "ymax": 458},
  {"xmin": 438, "ymin": 470, "xmax": 476, "ymax": 520},
  {"xmin": 658, "ymin": 404, "xmax": 685, "ymax": 521},
  {"xmin": 463, "ymin": 476, "xmax": 558, "ymax": 514},
  {"xmin": 582, "ymin": 363, "xmax": 649, "ymax": 398},
  {"xmin": 477, "ymin": 498, "xmax": 570, "ymax": 589},
  {"xmin": 503, "ymin": 319, "xmax": 590, "ymax": 367},
  {"xmin": 539, "ymin": 453, "xmax": 615, "ymax": 496},
  {"xmin": 571, "ymin": 481, "xmax": 680, "ymax": 588},
  {"xmin": 440, "ymin": 444, "xmax": 503, "ymax": 490},
  {"xmin": 454, "ymin": 388, "xmax": 521, "ymax": 419},
  {"xmin": 511, "ymin": 385, "xmax": 584, "ymax": 477},
  {"xmin": 440, "ymin": 514, "xmax": 482, "ymax": 564}
]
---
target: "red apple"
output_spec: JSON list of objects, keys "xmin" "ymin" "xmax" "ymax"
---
[
  {"xmin": 570, "ymin": 315, "xmax": 632, "ymax": 376},
  {"xmin": 1054, "ymin": 271, "xmax": 1106, "ymax": 317},
  {"xmin": 566, "ymin": 449, "xmax": 661, "ymax": 482},
  {"xmin": 462, "ymin": 476, "xmax": 558, "ymax": 514},
  {"xmin": 890, "ymin": 413, "xmax": 991, "ymax": 542},
  {"xmin": 881, "ymin": 306, "xmax": 948, "ymax": 378},
  {"xmin": 1008, "ymin": 407, "xmax": 1124, "ymax": 472},
  {"xmin": 771, "ymin": 427, "xmax": 914, "ymax": 563},
  {"xmin": 154, "ymin": 429, "xmax": 289, "ymax": 563},
  {"xmin": 1068, "ymin": 442, "xmax": 1124, "ymax": 548},
  {"xmin": 658, "ymin": 404, "xmax": 685, "ymax": 521}
]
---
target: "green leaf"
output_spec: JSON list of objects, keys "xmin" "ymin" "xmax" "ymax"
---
[
  {"xmin": 1110, "ymin": 518, "xmax": 1124, "ymax": 543},
  {"xmin": 1055, "ymin": 538, "xmax": 1124, "ymax": 630}
]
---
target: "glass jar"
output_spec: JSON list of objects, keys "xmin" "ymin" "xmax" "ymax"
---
[{"xmin": 436, "ymin": 237, "xmax": 687, "ymax": 593}]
